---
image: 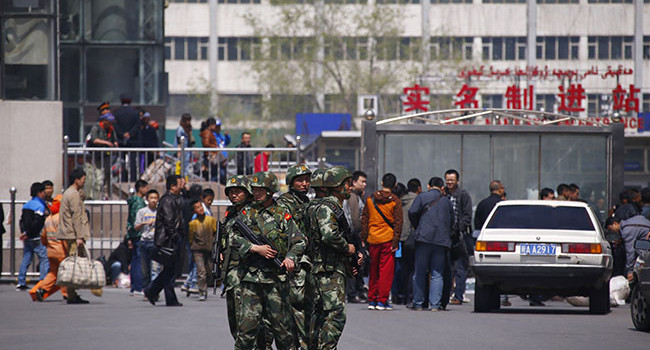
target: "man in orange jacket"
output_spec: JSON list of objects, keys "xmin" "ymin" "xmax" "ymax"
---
[{"xmin": 361, "ymin": 173, "xmax": 402, "ymax": 311}]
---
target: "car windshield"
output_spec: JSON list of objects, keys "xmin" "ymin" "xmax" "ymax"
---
[{"xmin": 485, "ymin": 205, "xmax": 594, "ymax": 230}]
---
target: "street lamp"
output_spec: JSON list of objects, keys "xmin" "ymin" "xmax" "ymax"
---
[{"xmin": 363, "ymin": 108, "xmax": 376, "ymax": 121}]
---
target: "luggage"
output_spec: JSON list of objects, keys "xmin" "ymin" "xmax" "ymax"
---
[{"xmin": 57, "ymin": 245, "xmax": 106, "ymax": 290}]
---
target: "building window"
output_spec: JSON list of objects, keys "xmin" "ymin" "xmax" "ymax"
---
[
  {"xmin": 642, "ymin": 93, "xmax": 650, "ymax": 112},
  {"xmin": 536, "ymin": 36, "xmax": 579, "ymax": 60},
  {"xmin": 644, "ymin": 36, "xmax": 650, "ymax": 59},
  {"xmin": 482, "ymin": 94, "xmax": 503, "ymax": 109},
  {"xmin": 482, "ymin": 0, "xmax": 525, "ymax": 3},
  {"xmin": 431, "ymin": 0, "xmax": 472, "ymax": 3},
  {"xmin": 588, "ymin": 36, "xmax": 633, "ymax": 60},
  {"xmin": 537, "ymin": 0, "xmax": 579, "ymax": 3},
  {"xmin": 536, "ymin": 94, "xmax": 556, "ymax": 113},
  {"xmin": 165, "ymin": 37, "xmax": 210, "ymax": 60},
  {"xmin": 171, "ymin": 0, "xmax": 208, "ymax": 3},
  {"xmin": 219, "ymin": 0, "xmax": 262, "ymax": 3},
  {"xmin": 376, "ymin": 0, "xmax": 417, "ymax": 3},
  {"xmin": 587, "ymin": 94, "xmax": 612, "ymax": 117},
  {"xmin": 218, "ymin": 37, "xmax": 261, "ymax": 61},
  {"xmin": 482, "ymin": 37, "xmax": 526, "ymax": 61},
  {"xmin": 587, "ymin": 0, "xmax": 632, "ymax": 3},
  {"xmin": 376, "ymin": 37, "xmax": 423, "ymax": 61},
  {"xmin": 431, "ymin": 37, "xmax": 473, "ymax": 60}
]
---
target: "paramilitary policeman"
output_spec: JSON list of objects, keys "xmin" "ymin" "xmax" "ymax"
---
[
  {"xmin": 221, "ymin": 175, "xmax": 253, "ymax": 341},
  {"xmin": 232, "ymin": 171, "xmax": 306, "ymax": 350},
  {"xmin": 276, "ymin": 164, "xmax": 312, "ymax": 350},
  {"xmin": 305, "ymin": 166, "xmax": 356, "ymax": 350}
]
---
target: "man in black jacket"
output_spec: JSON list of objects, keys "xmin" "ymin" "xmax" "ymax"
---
[
  {"xmin": 144, "ymin": 175, "xmax": 185, "ymax": 306},
  {"xmin": 474, "ymin": 180, "xmax": 505, "ymax": 231}
]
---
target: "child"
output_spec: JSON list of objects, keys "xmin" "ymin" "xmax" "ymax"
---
[
  {"xmin": 188, "ymin": 198, "xmax": 217, "ymax": 301},
  {"xmin": 135, "ymin": 189, "xmax": 160, "ymax": 289}
]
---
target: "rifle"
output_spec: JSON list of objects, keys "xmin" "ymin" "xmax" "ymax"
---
[
  {"xmin": 212, "ymin": 220, "xmax": 223, "ymax": 295},
  {"xmin": 334, "ymin": 207, "xmax": 368, "ymax": 272},
  {"xmin": 233, "ymin": 217, "xmax": 284, "ymax": 270}
]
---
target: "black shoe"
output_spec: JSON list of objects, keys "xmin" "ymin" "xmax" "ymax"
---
[
  {"xmin": 348, "ymin": 296, "xmax": 362, "ymax": 303},
  {"xmin": 67, "ymin": 296, "xmax": 89, "ymax": 304},
  {"xmin": 35, "ymin": 289, "xmax": 45, "ymax": 302},
  {"xmin": 166, "ymin": 302, "xmax": 183, "ymax": 307},
  {"xmin": 16, "ymin": 285, "xmax": 28, "ymax": 291},
  {"xmin": 144, "ymin": 289, "xmax": 156, "ymax": 306}
]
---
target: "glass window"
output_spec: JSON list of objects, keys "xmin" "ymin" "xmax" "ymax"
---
[
  {"xmin": 493, "ymin": 135, "xmax": 539, "ymax": 200},
  {"xmin": 59, "ymin": 0, "xmax": 81, "ymax": 42},
  {"xmin": 63, "ymin": 107, "xmax": 82, "ymax": 143},
  {"xmin": 60, "ymin": 46, "xmax": 80, "ymax": 103},
  {"xmin": 461, "ymin": 134, "xmax": 491, "ymax": 208},
  {"xmin": 541, "ymin": 135, "xmax": 607, "ymax": 205},
  {"xmin": 174, "ymin": 37, "xmax": 185, "ymax": 60},
  {"xmin": 85, "ymin": 0, "xmax": 160, "ymax": 42},
  {"xmin": 380, "ymin": 133, "xmax": 461, "ymax": 188},
  {"xmin": 86, "ymin": 48, "xmax": 139, "ymax": 103},
  {"xmin": 3, "ymin": 0, "xmax": 54, "ymax": 14},
  {"xmin": 3, "ymin": 18, "xmax": 54, "ymax": 100},
  {"xmin": 625, "ymin": 148, "xmax": 645, "ymax": 172},
  {"xmin": 486, "ymin": 205, "xmax": 594, "ymax": 230},
  {"xmin": 187, "ymin": 37, "xmax": 198, "ymax": 60}
]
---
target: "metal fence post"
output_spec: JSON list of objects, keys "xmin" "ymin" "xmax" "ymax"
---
[
  {"xmin": 295, "ymin": 135, "xmax": 302, "ymax": 164},
  {"xmin": 63, "ymin": 135, "xmax": 69, "ymax": 189},
  {"xmin": 9, "ymin": 187, "xmax": 16, "ymax": 278},
  {"xmin": 180, "ymin": 135, "xmax": 186, "ymax": 179}
]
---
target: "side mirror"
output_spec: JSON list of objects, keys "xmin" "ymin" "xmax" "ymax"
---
[{"xmin": 634, "ymin": 239, "xmax": 650, "ymax": 251}]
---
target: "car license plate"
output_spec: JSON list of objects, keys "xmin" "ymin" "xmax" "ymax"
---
[{"xmin": 520, "ymin": 243, "xmax": 557, "ymax": 256}]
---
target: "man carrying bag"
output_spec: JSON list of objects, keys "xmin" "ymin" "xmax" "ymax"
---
[{"xmin": 56, "ymin": 168, "xmax": 92, "ymax": 304}]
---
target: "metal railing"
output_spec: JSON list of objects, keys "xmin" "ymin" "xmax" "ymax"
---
[
  {"xmin": 0, "ymin": 192, "xmax": 232, "ymax": 280},
  {"xmin": 63, "ymin": 135, "xmax": 302, "ymax": 200}
]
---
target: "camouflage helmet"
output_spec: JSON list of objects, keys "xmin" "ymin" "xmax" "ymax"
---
[
  {"xmin": 323, "ymin": 166, "xmax": 352, "ymax": 188},
  {"xmin": 224, "ymin": 175, "xmax": 252, "ymax": 197},
  {"xmin": 310, "ymin": 168, "xmax": 328, "ymax": 188},
  {"xmin": 250, "ymin": 171, "xmax": 279, "ymax": 193},
  {"xmin": 286, "ymin": 163, "xmax": 312, "ymax": 186}
]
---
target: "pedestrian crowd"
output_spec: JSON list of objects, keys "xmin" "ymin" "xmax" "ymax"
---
[{"xmin": 10, "ymin": 158, "xmax": 650, "ymax": 349}]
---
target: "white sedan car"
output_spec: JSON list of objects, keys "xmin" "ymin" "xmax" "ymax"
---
[{"xmin": 470, "ymin": 200, "xmax": 613, "ymax": 314}]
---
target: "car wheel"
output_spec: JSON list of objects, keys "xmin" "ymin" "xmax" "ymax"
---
[
  {"xmin": 475, "ymin": 283, "xmax": 498, "ymax": 313},
  {"xmin": 589, "ymin": 281, "xmax": 611, "ymax": 315},
  {"xmin": 631, "ymin": 284, "xmax": 650, "ymax": 331}
]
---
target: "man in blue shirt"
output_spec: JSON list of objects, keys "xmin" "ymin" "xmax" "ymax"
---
[{"xmin": 17, "ymin": 182, "xmax": 50, "ymax": 290}]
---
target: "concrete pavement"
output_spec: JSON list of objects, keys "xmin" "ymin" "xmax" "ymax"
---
[{"xmin": 0, "ymin": 284, "xmax": 647, "ymax": 350}]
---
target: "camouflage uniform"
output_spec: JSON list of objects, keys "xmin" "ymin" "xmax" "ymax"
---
[
  {"xmin": 232, "ymin": 172, "xmax": 306, "ymax": 350},
  {"xmin": 305, "ymin": 167, "xmax": 352, "ymax": 350},
  {"xmin": 221, "ymin": 175, "xmax": 253, "ymax": 341},
  {"xmin": 277, "ymin": 164, "xmax": 311, "ymax": 350}
]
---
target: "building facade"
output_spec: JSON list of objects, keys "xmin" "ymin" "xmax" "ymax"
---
[{"xmin": 165, "ymin": 0, "xmax": 650, "ymax": 186}]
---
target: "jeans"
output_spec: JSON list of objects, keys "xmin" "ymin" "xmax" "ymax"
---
[
  {"xmin": 451, "ymin": 256, "xmax": 467, "ymax": 301},
  {"xmin": 184, "ymin": 244, "xmax": 197, "ymax": 288},
  {"xmin": 130, "ymin": 242, "xmax": 143, "ymax": 292},
  {"xmin": 139, "ymin": 240, "xmax": 161, "ymax": 287},
  {"xmin": 413, "ymin": 242, "xmax": 446, "ymax": 309},
  {"xmin": 18, "ymin": 239, "xmax": 49, "ymax": 286},
  {"xmin": 110, "ymin": 261, "xmax": 122, "ymax": 283}
]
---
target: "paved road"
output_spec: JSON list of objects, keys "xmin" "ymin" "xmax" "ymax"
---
[{"xmin": 0, "ymin": 285, "xmax": 647, "ymax": 350}]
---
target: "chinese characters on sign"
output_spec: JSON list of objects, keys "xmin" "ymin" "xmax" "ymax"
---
[{"xmin": 401, "ymin": 83, "xmax": 640, "ymax": 114}]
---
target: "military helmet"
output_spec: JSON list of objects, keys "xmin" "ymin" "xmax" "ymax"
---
[
  {"xmin": 286, "ymin": 163, "xmax": 312, "ymax": 186},
  {"xmin": 224, "ymin": 175, "xmax": 252, "ymax": 196},
  {"xmin": 323, "ymin": 166, "xmax": 352, "ymax": 188},
  {"xmin": 250, "ymin": 171, "xmax": 279, "ymax": 193},
  {"xmin": 310, "ymin": 168, "xmax": 328, "ymax": 188}
]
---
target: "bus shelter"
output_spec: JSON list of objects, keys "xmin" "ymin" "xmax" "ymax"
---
[{"xmin": 361, "ymin": 109, "xmax": 625, "ymax": 213}]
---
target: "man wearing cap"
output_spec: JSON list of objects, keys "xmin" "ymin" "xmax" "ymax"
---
[
  {"xmin": 97, "ymin": 101, "xmax": 111, "ymax": 116},
  {"xmin": 221, "ymin": 175, "xmax": 253, "ymax": 341},
  {"xmin": 231, "ymin": 171, "xmax": 305, "ymax": 350},
  {"xmin": 128, "ymin": 110, "xmax": 160, "ymax": 178},
  {"xmin": 88, "ymin": 113, "xmax": 118, "ymax": 198},
  {"xmin": 113, "ymin": 93, "xmax": 139, "ymax": 145},
  {"xmin": 305, "ymin": 166, "xmax": 356, "ymax": 349},
  {"xmin": 276, "ymin": 164, "xmax": 311, "ymax": 349}
]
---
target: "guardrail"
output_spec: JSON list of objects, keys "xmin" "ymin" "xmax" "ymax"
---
[
  {"xmin": 0, "ymin": 194, "xmax": 232, "ymax": 280},
  {"xmin": 63, "ymin": 135, "xmax": 302, "ymax": 200}
]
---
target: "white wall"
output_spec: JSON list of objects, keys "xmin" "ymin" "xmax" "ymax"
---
[{"xmin": 0, "ymin": 101, "xmax": 63, "ymax": 201}]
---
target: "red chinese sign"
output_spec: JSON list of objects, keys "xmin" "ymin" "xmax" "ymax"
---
[
  {"xmin": 403, "ymin": 84, "xmax": 430, "ymax": 113},
  {"xmin": 400, "ymin": 83, "xmax": 640, "ymax": 114}
]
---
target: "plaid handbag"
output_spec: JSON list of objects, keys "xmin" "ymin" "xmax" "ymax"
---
[{"xmin": 57, "ymin": 245, "xmax": 106, "ymax": 289}]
